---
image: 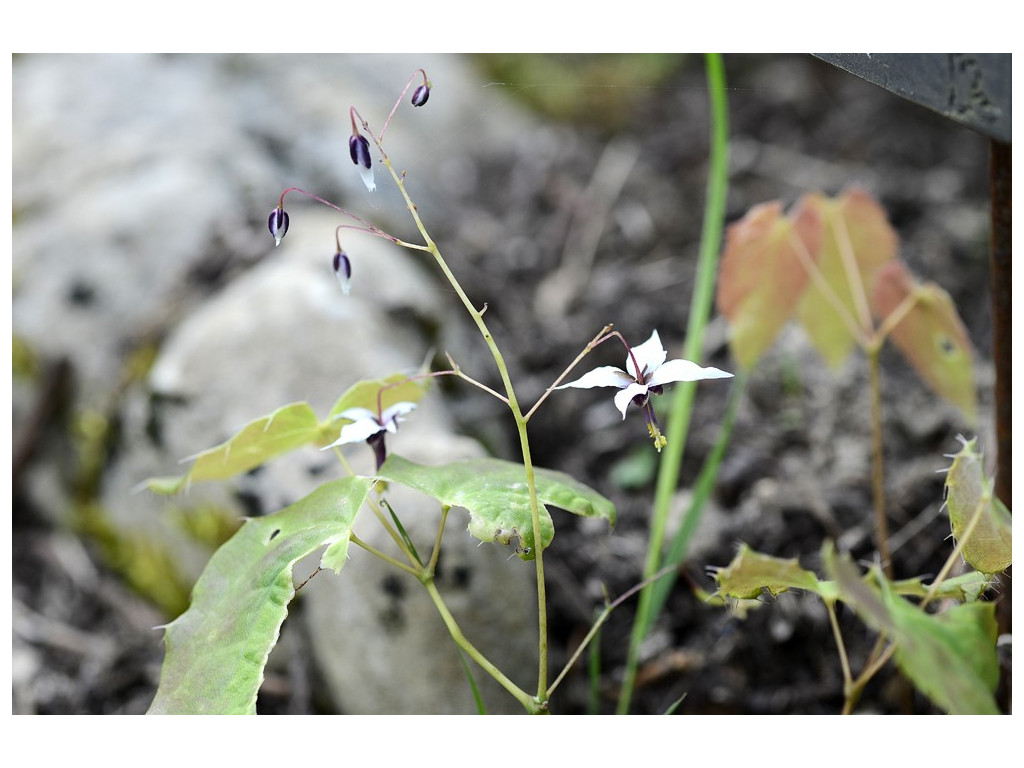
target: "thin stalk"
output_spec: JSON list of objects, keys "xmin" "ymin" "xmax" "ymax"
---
[
  {"xmin": 378, "ymin": 149, "xmax": 550, "ymax": 702},
  {"xmin": 843, "ymin": 636, "xmax": 895, "ymax": 714},
  {"xmin": 333, "ymin": 447, "xmax": 418, "ymax": 564},
  {"xmin": 867, "ymin": 342, "xmax": 892, "ymax": 577},
  {"xmin": 826, "ymin": 600, "xmax": 853, "ymax": 687},
  {"xmin": 421, "ymin": 578, "xmax": 541, "ymax": 713},
  {"xmin": 426, "ymin": 505, "xmax": 451, "ymax": 576},
  {"xmin": 617, "ymin": 52, "xmax": 730, "ymax": 715},
  {"xmin": 349, "ymin": 533, "xmax": 423, "ymax": 579},
  {"xmin": 549, "ymin": 565, "xmax": 676, "ymax": 699}
]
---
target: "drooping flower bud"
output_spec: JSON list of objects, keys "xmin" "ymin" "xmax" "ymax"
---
[
  {"xmin": 349, "ymin": 134, "xmax": 371, "ymax": 169},
  {"xmin": 411, "ymin": 69, "xmax": 431, "ymax": 107},
  {"xmin": 268, "ymin": 207, "xmax": 289, "ymax": 246},
  {"xmin": 411, "ymin": 83, "xmax": 430, "ymax": 107},
  {"xmin": 333, "ymin": 250, "xmax": 352, "ymax": 294},
  {"xmin": 348, "ymin": 133, "xmax": 376, "ymax": 192}
]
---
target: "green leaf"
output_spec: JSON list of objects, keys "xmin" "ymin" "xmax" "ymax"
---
[
  {"xmin": 711, "ymin": 544, "xmax": 824, "ymax": 600},
  {"xmin": 890, "ymin": 571, "xmax": 995, "ymax": 603},
  {"xmin": 885, "ymin": 595, "xmax": 1000, "ymax": 715},
  {"xmin": 797, "ymin": 188, "xmax": 898, "ymax": 368},
  {"xmin": 711, "ymin": 545, "xmax": 995, "ymax": 606},
  {"xmin": 146, "ymin": 373, "xmax": 431, "ymax": 495},
  {"xmin": 326, "ymin": 372, "xmax": 429, "ymax": 423},
  {"xmin": 871, "ymin": 261, "xmax": 977, "ymax": 421},
  {"xmin": 148, "ymin": 476, "xmax": 374, "ymax": 714},
  {"xmin": 145, "ymin": 402, "xmax": 323, "ymax": 494},
  {"xmin": 717, "ymin": 198, "xmax": 823, "ymax": 369},
  {"xmin": 823, "ymin": 543, "xmax": 1000, "ymax": 715},
  {"xmin": 377, "ymin": 456, "xmax": 616, "ymax": 560},
  {"xmin": 944, "ymin": 438, "xmax": 1012, "ymax": 574}
]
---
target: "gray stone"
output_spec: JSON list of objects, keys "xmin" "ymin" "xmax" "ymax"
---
[{"xmin": 14, "ymin": 53, "xmax": 541, "ymax": 714}]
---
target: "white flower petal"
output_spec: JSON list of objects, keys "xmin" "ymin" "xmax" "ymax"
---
[
  {"xmin": 628, "ymin": 330, "xmax": 668, "ymax": 379},
  {"xmin": 335, "ymin": 407, "xmax": 376, "ymax": 422},
  {"xmin": 648, "ymin": 359, "xmax": 734, "ymax": 386},
  {"xmin": 381, "ymin": 401, "xmax": 417, "ymax": 432},
  {"xmin": 357, "ymin": 163, "xmax": 376, "ymax": 192},
  {"xmin": 322, "ymin": 418, "xmax": 384, "ymax": 449},
  {"xmin": 614, "ymin": 382, "xmax": 648, "ymax": 418},
  {"xmin": 382, "ymin": 401, "xmax": 417, "ymax": 420},
  {"xmin": 556, "ymin": 366, "xmax": 633, "ymax": 391}
]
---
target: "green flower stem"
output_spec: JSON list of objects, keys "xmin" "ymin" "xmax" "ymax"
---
[
  {"xmin": 334, "ymin": 448, "xmax": 419, "ymax": 563},
  {"xmin": 617, "ymin": 52, "xmax": 730, "ymax": 715},
  {"xmin": 380, "ymin": 153, "xmax": 550, "ymax": 704},
  {"xmin": 826, "ymin": 599, "xmax": 854, "ymax": 686},
  {"xmin": 349, "ymin": 532, "xmax": 423, "ymax": 579},
  {"xmin": 548, "ymin": 564, "xmax": 675, "ymax": 700},
  {"xmin": 422, "ymin": 577, "xmax": 542, "ymax": 713},
  {"xmin": 426, "ymin": 504, "xmax": 452, "ymax": 576}
]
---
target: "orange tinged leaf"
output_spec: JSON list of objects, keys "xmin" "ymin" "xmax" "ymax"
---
[
  {"xmin": 797, "ymin": 188, "xmax": 898, "ymax": 368},
  {"xmin": 871, "ymin": 261, "xmax": 977, "ymax": 422},
  {"xmin": 717, "ymin": 198, "xmax": 822, "ymax": 369}
]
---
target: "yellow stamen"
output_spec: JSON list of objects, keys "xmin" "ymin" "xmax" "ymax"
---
[{"xmin": 647, "ymin": 421, "xmax": 668, "ymax": 452}]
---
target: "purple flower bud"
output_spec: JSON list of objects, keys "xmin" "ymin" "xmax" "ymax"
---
[
  {"xmin": 333, "ymin": 250, "xmax": 352, "ymax": 294},
  {"xmin": 349, "ymin": 134, "xmax": 372, "ymax": 169},
  {"xmin": 268, "ymin": 207, "xmax": 289, "ymax": 246},
  {"xmin": 411, "ymin": 83, "xmax": 430, "ymax": 107}
]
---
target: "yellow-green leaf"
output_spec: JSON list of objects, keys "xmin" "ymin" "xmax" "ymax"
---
[
  {"xmin": 712, "ymin": 543, "xmax": 823, "ymax": 599},
  {"xmin": 797, "ymin": 188, "xmax": 898, "ymax": 368},
  {"xmin": 871, "ymin": 261, "xmax": 977, "ymax": 422},
  {"xmin": 944, "ymin": 438, "xmax": 1011, "ymax": 574},
  {"xmin": 717, "ymin": 198, "xmax": 823, "ymax": 369},
  {"xmin": 326, "ymin": 372, "xmax": 429, "ymax": 424},
  {"xmin": 146, "ymin": 402, "xmax": 322, "ymax": 494}
]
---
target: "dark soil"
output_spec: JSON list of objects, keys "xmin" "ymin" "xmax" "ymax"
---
[{"xmin": 12, "ymin": 54, "xmax": 1008, "ymax": 715}]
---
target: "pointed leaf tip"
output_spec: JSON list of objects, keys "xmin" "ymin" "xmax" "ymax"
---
[{"xmin": 872, "ymin": 261, "xmax": 977, "ymax": 422}]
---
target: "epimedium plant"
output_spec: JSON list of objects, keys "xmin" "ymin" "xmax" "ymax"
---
[
  {"xmin": 144, "ymin": 67, "xmax": 734, "ymax": 715},
  {"xmin": 702, "ymin": 187, "xmax": 1010, "ymax": 713}
]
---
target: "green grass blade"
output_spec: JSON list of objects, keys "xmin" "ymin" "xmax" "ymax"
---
[{"xmin": 618, "ymin": 51, "xmax": 730, "ymax": 715}]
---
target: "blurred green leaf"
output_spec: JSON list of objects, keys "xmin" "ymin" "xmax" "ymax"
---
[
  {"xmin": 148, "ymin": 476, "xmax": 374, "ymax": 714},
  {"xmin": 796, "ymin": 188, "xmax": 898, "ymax": 368},
  {"xmin": 823, "ymin": 542, "xmax": 1000, "ymax": 715},
  {"xmin": 944, "ymin": 438, "xmax": 1011, "ymax": 573},
  {"xmin": 717, "ymin": 198, "xmax": 823, "ymax": 369}
]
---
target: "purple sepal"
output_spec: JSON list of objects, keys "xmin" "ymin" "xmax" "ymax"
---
[
  {"xmin": 411, "ymin": 84, "xmax": 430, "ymax": 107},
  {"xmin": 349, "ymin": 134, "xmax": 372, "ymax": 168},
  {"xmin": 268, "ymin": 208, "xmax": 289, "ymax": 246}
]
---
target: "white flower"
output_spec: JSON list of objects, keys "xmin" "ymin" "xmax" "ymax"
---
[
  {"xmin": 556, "ymin": 330, "xmax": 732, "ymax": 450},
  {"xmin": 322, "ymin": 402, "xmax": 416, "ymax": 468}
]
